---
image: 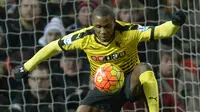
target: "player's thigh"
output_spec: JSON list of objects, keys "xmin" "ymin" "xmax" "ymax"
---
[
  {"xmin": 76, "ymin": 105, "xmax": 104, "ymax": 112},
  {"xmin": 123, "ymin": 63, "xmax": 153, "ymax": 100},
  {"xmin": 130, "ymin": 63, "xmax": 153, "ymax": 90},
  {"xmin": 123, "ymin": 72, "xmax": 143, "ymax": 101}
]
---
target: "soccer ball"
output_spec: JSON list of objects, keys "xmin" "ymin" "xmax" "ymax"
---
[{"xmin": 94, "ymin": 63, "xmax": 124, "ymax": 94}]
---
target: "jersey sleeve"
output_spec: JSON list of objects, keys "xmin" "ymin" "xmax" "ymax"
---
[
  {"xmin": 58, "ymin": 27, "xmax": 93, "ymax": 51},
  {"xmin": 58, "ymin": 32, "xmax": 84, "ymax": 51},
  {"xmin": 135, "ymin": 25, "xmax": 152, "ymax": 42},
  {"xmin": 24, "ymin": 40, "xmax": 62, "ymax": 71},
  {"xmin": 135, "ymin": 21, "xmax": 179, "ymax": 42}
]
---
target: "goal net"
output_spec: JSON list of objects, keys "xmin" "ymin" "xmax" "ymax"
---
[{"xmin": 0, "ymin": 0, "xmax": 199, "ymax": 112}]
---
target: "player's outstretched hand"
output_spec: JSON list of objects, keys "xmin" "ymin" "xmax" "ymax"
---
[
  {"xmin": 172, "ymin": 10, "xmax": 186, "ymax": 26},
  {"xmin": 14, "ymin": 65, "xmax": 29, "ymax": 80}
]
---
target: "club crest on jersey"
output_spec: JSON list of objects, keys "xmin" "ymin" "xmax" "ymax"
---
[
  {"xmin": 63, "ymin": 35, "xmax": 73, "ymax": 45},
  {"xmin": 137, "ymin": 26, "xmax": 149, "ymax": 32},
  {"xmin": 115, "ymin": 41, "xmax": 121, "ymax": 47}
]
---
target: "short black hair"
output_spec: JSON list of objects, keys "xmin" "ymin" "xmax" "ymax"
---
[{"xmin": 92, "ymin": 5, "xmax": 115, "ymax": 20}]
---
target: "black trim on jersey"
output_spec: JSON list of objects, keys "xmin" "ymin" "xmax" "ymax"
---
[
  {"xmin": 58, "ymin": 38, "xmax": 66, "ymax": 51},
  {"xmin": 115, "ymin": 22, "xmax": 138, "ymax": 32},
  {"xmin": 123, "ymin": 66, "xmax": 135, "ymax": 75},
  {"xmin": 71, "ymin": 33, "xmax": 79, "ymax": 41},
  {"xmin": 150, "ymin": 26, "xmax": 155, "ymax": 41},
  {"xmin": 71, "ymin": 28, "xmax": 94, "ymax": 41},
  {"xmin": 58, "ymin": 28, "xmax": 94, "ymax": 51},
  {"xmin": 82, "ymin": 28, "xmax": 95, "ymax": 37}
]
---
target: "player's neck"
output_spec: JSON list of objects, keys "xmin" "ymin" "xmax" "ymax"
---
[{"xmin": 96, "ymin": 33, "xmax": 115, "ymax": 45}]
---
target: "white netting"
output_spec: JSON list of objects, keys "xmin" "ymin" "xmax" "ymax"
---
[{"xmin": 0, "ymin": 0, "xmax": 199, "ymax": 112}]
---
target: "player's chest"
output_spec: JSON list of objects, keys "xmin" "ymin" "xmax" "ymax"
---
[
  {"xmin": 85, "ymin": 37, "xmax": 128, "ymax": 53},
  {"xmin": 85, "ymin": 37, "xmax": 133, "ymax": 61}
]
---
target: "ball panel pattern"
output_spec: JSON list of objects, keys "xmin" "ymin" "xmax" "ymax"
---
[{"xmin": 94, "ymin": 63, "xmax": 125, "ymax": 94}]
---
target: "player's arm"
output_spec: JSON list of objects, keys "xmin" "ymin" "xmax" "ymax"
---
[
  {"xmin": 14, "ymin": 28, "xmax": 87, "ymax": 80},
  {"xmin": 13, "ymin": 40, "xmax": 62, "ymax": 79},
  {"xmin": 154, "ymin": 21, "xmax": 179, "ymax": 39},
  {"xmin": 24, "ymin": 40, "xmax": 62, "ymax": 71},
  {"xmin": 137, "ymin": 10, "xmax": 186, "ymax": 42}
]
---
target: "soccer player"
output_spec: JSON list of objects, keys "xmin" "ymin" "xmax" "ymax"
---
[{"xmin": 14, "ymin": 5, "xmax": 186, "ymax": 112}]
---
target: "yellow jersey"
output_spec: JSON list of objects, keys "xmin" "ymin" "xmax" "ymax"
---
[
  {"xmin": 59, "ymin": 21, "xmax": 155, "ymax": 76},
  {"xmin": 24, "ymin": 20, "xmax": 179, "ymax": 76}
]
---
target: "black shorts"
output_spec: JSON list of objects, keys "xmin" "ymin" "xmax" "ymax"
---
[{"xmin": 80, "ymin": 73, "xmax": 139, "ymax": 112}]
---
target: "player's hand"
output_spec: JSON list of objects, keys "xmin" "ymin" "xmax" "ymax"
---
[
  {"xmin": 172, "ymin": 10, "xmax": 186, "ymax": 26},
  {"xmin": 14, "ymin": 65, "xmax": 29, "ymax": 80}
]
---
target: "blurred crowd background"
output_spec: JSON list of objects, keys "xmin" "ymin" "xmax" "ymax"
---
[{"xmin": 0, "ymin": 0, "xmax": 200, "ymax": 112}]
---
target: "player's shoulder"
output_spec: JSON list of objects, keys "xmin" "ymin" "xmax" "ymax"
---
[
  {"xmin": 115, "ymin": 20, "xmax": 139, "ymax": 32},
  {"xmin": 59, "ymin": 26, "xmax": 95, "ymax": 46}
]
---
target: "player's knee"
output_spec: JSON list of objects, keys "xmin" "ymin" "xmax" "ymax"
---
[
  {"xmin": 138, "ymin": 63, "xmax": 157, "ymax": 84},
  {"xmin": 138, "ymin": 62, "xmax": 153, "ymax": 73},
  {"xmin": 132, "ymin": 63, "xmax": 153, "ymax": 78},
  {"xmin": 129, "ymin": 63, "xmax": 154, "ymax": 99}
]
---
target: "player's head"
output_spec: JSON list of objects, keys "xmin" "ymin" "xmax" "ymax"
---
[{"xmin": 92, "ymin": 5, "xmax": 115, "ymax": 42}]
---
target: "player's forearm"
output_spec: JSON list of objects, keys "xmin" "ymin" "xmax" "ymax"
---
[
  {"xmin": 24, "ymin": 40, "xmax": 62, "ymax": 71},
  {"xmin": 154, "ymin": 21, "xmax": 179, "ymax": 39}
]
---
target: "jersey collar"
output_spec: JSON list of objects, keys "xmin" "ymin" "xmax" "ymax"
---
[{"xmin": 94, "ymin": 31, "xmax": 116, "ymax": 47}]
